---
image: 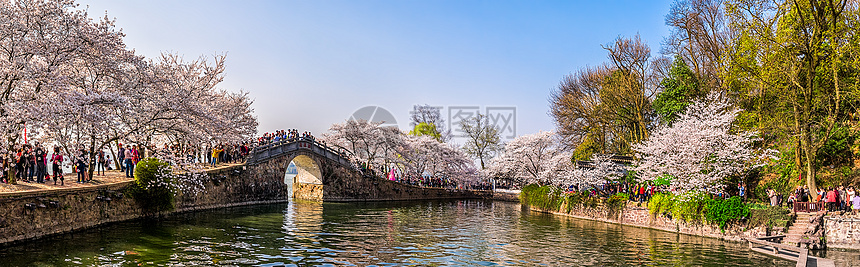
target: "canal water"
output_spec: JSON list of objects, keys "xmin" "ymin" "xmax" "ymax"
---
[{"xmin": 0, "ymin": 200, "xmax": 823, "ymax": 266}]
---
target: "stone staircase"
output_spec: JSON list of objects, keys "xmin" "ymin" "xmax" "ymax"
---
[{"xmin": 785, "ymin": 212, "xmax": 815, "ymax": 244}]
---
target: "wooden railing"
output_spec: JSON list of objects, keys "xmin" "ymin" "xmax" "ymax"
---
[
  {"xmin": 793, "ymin": 201, "xmax": 826, "ymax": 213},
  {"xmin": 746, "ymin": 235, "xmax": 808, "ymax": 267}
]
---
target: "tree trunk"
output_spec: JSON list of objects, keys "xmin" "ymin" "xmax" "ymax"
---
[
  {"xmin": 7, "ymin": 136, "xmax": 16, "ymax": 184},
  {"xmin": 112, "ymin": 140, "xmax": 122, "ymax": 170},
  {"xmin": 5, "ymin": 157, "xmax": 14, "ymax": 185},
  {"xmin": 88, "ymin": 139, "xmax": 96, "ymax": 181}
]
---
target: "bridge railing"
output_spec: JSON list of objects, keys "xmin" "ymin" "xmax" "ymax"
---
[{"xmin": 246, "ymin": 137, "xmax": 351, "ymax": 166}]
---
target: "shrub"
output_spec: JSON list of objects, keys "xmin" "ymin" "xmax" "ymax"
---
[
  {"xmin": 647, "ymin": 193, "xmax": 675, "ymax": 215},
  {"xmin": 605, "ymin": 193, "xmax": 629, "ymax": 217},
  {"xmin": 671, "ymin": 192, "xmax": 711, "ymax": 223},
  {"xmin": 520, "ymin": 184, "xmax": 563, "ymax": 211},
  {"xmin": 130, "ymin": 157, "xmax": 175, "ymax": 214},
  {"xmin": 704, "ymin": 196, "xmax": 749, "ymax": 230},
  {"xmin": 606, "ymin": 193, "xmax": 629, "ymax": 210},
  {"xmin": 562, "ymin": 190, "xmax": 590, "ymax": 213},
  {"xmin": 748, "ymin": 205, "xmax": 791, "ymax": 229}
]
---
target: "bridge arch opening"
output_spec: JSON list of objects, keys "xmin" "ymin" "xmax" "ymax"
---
[{"xmin": 290, "ymin": 154, "xmax": 322, "ymax": 185}]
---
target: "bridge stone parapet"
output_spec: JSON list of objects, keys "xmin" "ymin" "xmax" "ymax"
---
[{"xmin": 245, "ymin": 138, "xmax": 493, "ymax": 201}]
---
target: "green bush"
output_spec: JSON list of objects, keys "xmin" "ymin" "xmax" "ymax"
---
[
  {"xmin": 704, "ymin": 196, "xmax": 749, "ymax": 230},
  {"xmin": 605, "ymin": 193, "xmax": 629, "ymax": 216},
  {"xmin": 748, "ymin": 205, "xmax": 792, "ymax": 229},
  {"xmin": 606, "ymin": 193, "xmax": 629, "ymax": 210},
  {"xmin": 521, "ymin": 184, "xmax": 629, "ymax": 217},
  {"xmin": 671, "ymin": 192, "xmax": 711, "ymax": 223},
  {"xmin": 520, "ymin": 184, "xmax": 563, "ymax": 211},
  {"xmin": 130, "ymin": 157, "xmax": 175, "ymax": 214},
  {"xmin": 648, "ymin": 193, "xmax": 675, "ymax": 215},
  {"xmin": 562, "ymin": 190, "xmax": 590, "ymax": 213}
]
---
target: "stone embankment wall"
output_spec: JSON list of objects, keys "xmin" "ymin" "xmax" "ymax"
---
[
  {"xmin": 283, "ymin": 160, "xmax": 494, "ymax": 202},
  {"xmin": 0, "ymin": 165, "xmax": 286, "ymax": 245},
  {"xmin": 824, "ymin": 216, "xmax": 860, "ymax": 250},
  {"xmin": 529, "ymin": 203, "xmax": 768, "ymax": 243},
  {"xmin": 0, "ymin": 163, "xmax": 518, "ymax": 246}
]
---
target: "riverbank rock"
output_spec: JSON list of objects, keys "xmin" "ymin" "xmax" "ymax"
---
[{"xmin": 800, "ymin": 212, "xmax": 826, "ymax": 250}]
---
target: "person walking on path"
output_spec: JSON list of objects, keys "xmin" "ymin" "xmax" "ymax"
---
[
  {"xmin": 51, "ymin": 147, "xmax": 64, "ymax": 185},
  {"xmin": 34, "ymin": 143, "xmax": 46, "ymax": 183},
  {"xmin": 26, "ymin": 145, "xmax": 35, "ymax": 182},
  {"xmin": 124, "ymin": 147, "xmax": 135, "ymax": 178},
  {"xmin": 75, "ymin": 149, "xmax": 88, "ymax": 183},
  {"xmin": 768, "ymin": 188, "xmax": 779, "ymax": 206},
  {"xmin": 211, "ymin": 146, "xmax": 223, "ymax": 167},
  {"xmin": 14, "ymin": 147, "xmax": 25, "ymax": 183},
  {"xmin": 117, "ymin": 143, "xmax": 125, "ymax": 173},
  {"xmin": 853, "ymin": 192, "xmax": 860, "ymax": 216},
  {"xmin": 826, "ymin": 187, "xmax": 838, "ymax": 212},
  {"xmin": 131, "ymin": 145, "xmax": 140, "ymax": 164},
  {"xmin": 96, "ymin": 150, "xmax": 105, "ymax": 176},
  {"xmin": 848, "ymin": 187, "xmax": 857, "ymax": 212}
]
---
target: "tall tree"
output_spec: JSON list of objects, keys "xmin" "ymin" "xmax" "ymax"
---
[
  {"xmin": 653, "ymin": 56, "xmax": 701, "ymax": 124},
  {"xmin": 409, "ymin": 104, "xmax": 450, "ymax": 142},
  {"xmin": 550, "ymin": 66, "xmax": 610, "ymax": 159},
  {"xmin": 0, "ymin": 0, "xmax": 94, "ymax": 182},
  {"xmin": 725, "ymin": 0, "xmax": 859, "ymax": 192},
  {"xmin": 664, "ymin": 0, "xmax": 730, "ymax": 91},
  {"xmin": 633, "ymin": 93, "xmax": 770, "ymax": 194},
  {"xmin": 551, "ymin": 35, "xmax": 659, "ymax": 157},
  {"xmin": 601, "ymin": 34, "xmax": 659, "ymax": 152},
  {"xmin": 459, "ymin": 113, "xmax": 502, "ymax": 169}
]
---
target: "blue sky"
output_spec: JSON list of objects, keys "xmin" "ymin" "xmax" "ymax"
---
[{"xmin": 79, "ymin": 0, "xmax": 673, "ymax": 141}]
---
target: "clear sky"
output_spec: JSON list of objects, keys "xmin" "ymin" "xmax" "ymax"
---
[{"xmin": 78, "ymin": 0, "xmax": 673, "ymax": 141}]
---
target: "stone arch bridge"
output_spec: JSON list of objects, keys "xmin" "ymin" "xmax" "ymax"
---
[{"xmin": 242, "ymin": 138, "xmax": 490, "ymax": 202}]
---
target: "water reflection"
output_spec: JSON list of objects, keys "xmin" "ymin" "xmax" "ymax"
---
[{"xmin": 0, "ymin": 200, "xmax": 843, "ymax": 266}]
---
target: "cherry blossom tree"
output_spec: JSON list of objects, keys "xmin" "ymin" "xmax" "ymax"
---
[
  {"xmin": 0, "ymin": 0, "xmax": 98, "ymax": 181},
  {"xmin": 540, "ymin": 153, "xmax": 624, "ymax": 188},
  {"xmin": 395, "ymin": 135, "xmax": 479, "ymax": 185},
  {"xmin": 323, "ymin": 120, "xmax": 480, "ymax": 186},
  {"xmin": 632, "ymin": 92, "xmax": 772, "ymax": 194},
  {"xmin": 486, "ymin": 131, "xmax": 563, "ymax": 185},
  {"xmin": 322, "ymin": 119, "xmax": 402, "ymax": 171},
  {"xmin": 5, "ymin": 0, "xmax": 258, "ymax": 182}
]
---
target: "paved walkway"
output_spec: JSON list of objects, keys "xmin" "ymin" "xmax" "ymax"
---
[{"xmin": 0, "ymin": 163, "xmax": 243, "ymax": 196}]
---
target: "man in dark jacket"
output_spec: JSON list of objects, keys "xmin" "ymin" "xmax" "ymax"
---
[{"xmin": 34, "ymin": 143, "xmax": 46, "ymax": 183}]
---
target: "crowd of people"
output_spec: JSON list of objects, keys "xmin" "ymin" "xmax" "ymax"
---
[
  {"xmin": 257, "ymin": 129, "xmax": 315, "ymax": 145},
  {"xmin": 563, "ymin": 181, "xmax": 661, "ymax": 203},
  {"xmin": 0, "ymin": 142, "xmax": 123, "ymax": 185},
  {"xmin": 783, "ymin": 185, "xmax": 860, "ymax": 214}
]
